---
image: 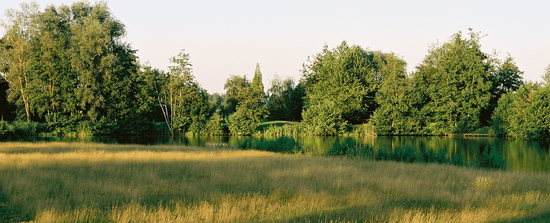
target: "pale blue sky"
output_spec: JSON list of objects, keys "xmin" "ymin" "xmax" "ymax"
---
[{"xmin": 2, "ymin": 0, "xmax": 549, "ymax": 94}]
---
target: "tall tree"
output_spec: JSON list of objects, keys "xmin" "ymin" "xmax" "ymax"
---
[
  {"xmin": 543, "ymin": 64, "xmax": 550, "ymax": 86},
  {"xmin": 413, "ymin": 29, "xmax": 492, "ymax": 134},
  {"xmin": 227, "ymin": 64, "xmax": 268, "ymax": 135},
  {"xmin": 223, "ymin": 74, "xmax": 251, "ymax": 116},
  {"xmin": 165, "ymin": 49, "xmax": 212, "ymax": 134},
  {"xmin": 267, "ymin": 75, "xmax": 296, "ymax": 121},
  {"xmin": 482, "ymin": 54, "xmax": 524, "ymax": 124},
  {"xmin": 492, "ymin": 82, "xmax": 550, "ymax": 139},
  {"xmin": 372, "ymin": 53, "xmax": 418, "ymax": 134},
  {"xmin": 301, "ymin": 41, "xmax": 383, "ymax": 124},
  {"xmin": 1, "ymin": 1, "xmax": 145, "ymax": 134},
  {"xmin": 0, "ymin": 2, "xmax": 39, "ymax": 122}
]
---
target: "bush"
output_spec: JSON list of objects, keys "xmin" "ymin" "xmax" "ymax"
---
[
  {"xmin": 228, "ymin": 109, "xmax": 258, "ymax": 135},
  {"xmin": 435, "ymin": 149, "xmax": 449, "ymax": 164},
  {"xmin": 451, "ymin": 153, "xmax": 466, "ymax": 166},
  {"xmin": 0, "ymin": 121, "xmax": 45, "ymax": 141},
  {"xmin": 327, "ymin": 138, "xmax": 374, "ymax": 159},
  {"xmin": 238, "ymin": 138, "xmax": 255, "ymax": 150},
  {"xmin": 239, "ymin": 137, "xmax": 302, "ymax": 154},
  {"xmin": 393, "ymin": 145, "xmax": 417, "ymax": 163},
  {"xmin": 478, "ymin": 146, "xmax": 507, "ymax": 170},
  {"xmin": 263, "ymin": 123, "xmax": 303, "ymax": 136},
  {"xmin": 375, "ymin": 149, "xmax": 390, "ymax": 161},
  {"xmin": 205, "ymin": 115, "xmax": 226, "ymax": 135},
  {"xmin": 418, "ymin": 147, "xmax": 437, "ymax": 163},
  {"xmin": 301, "ymin": 100, "xmax": 348, "ymax": 135}
]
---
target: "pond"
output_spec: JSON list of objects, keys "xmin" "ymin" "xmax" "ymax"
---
[{"xmin": 37, "ymin": 135, "xmax": 550, "ymax": 172}]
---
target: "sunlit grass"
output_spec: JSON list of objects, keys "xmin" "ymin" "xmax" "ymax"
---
[{"xmin": 0, "ymin": 142, "xmax": 549, "ymax": 222}]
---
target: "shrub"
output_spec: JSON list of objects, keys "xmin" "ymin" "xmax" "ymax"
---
[
  {"xmin": 239, "ymin": 137, "xmax": 302, "ymax": 154},
  {"xmin": 393, "ymin": 145, "xmax": 417, "ymax": 163},
  {"xmin": 301, "ymin": 100, "xmax": 348, "ymax": 135},
  {"xmin": 418, "ymin": 147, "xmax": 437, "ymax": 163},
  {"xmin": 204, "ymin": 115, "xmax": 225, "ymax": 135},
  {"xmin": 0, "ymin": 121, "xmax": 44, "ymax": 141},
  {"xmin": 238, "ymin": 138, "xmax": 255, "ymax": 150},
  {"xmin": 375, "ymin": 149, "xmax": 390, "ymax": 161},
  {"xmin": 451, "ymin": 153, "xmax": 466, "ymax": 166},
  {"xmin": 228, "ymin": 109, "xmax": 258, "ymax": 135},
  {"xmin": 478, "ymin": 146, "xmax": 507, "ymax": 170},
  {"xmin": 327, "ymin": 138, "xmax": 374, "ymax": 159},
  {"xmin": 435, "ymin": 149, "xmax": 449, "ymax": 164}
]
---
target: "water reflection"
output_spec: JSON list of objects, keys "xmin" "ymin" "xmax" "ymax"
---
[{"xmin": 36, "ymin": 135, "xmax": 549, "ymax": 172}]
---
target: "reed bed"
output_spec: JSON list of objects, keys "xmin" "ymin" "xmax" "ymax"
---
[{"xmin": 0, "ymin": 142, "xmax": 549, "ymax": 222}]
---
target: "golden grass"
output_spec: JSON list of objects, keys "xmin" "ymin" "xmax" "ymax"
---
[{"xmin": 0, "ymin": 142, "xmax": 549, "ymax": 222}]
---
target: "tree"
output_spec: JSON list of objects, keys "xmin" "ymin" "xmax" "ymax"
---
[
  {"xmin": 163, "ymin": 49, "xmax": 213, "ymax": 134},
  {"xmin": 223, "ymin": 74, "xmax": 251, "ymax": 116},
  {"xmin": 301, "ymin": 41, "xmax": 384, "ymax": 124},
  {"xmin": 1, "ymin": 1, "xmax": 141, "ymax": 128},
  {"xmin": 372, "ymin": 53, "xmax": 419, "ymax": 134},
  {"xmin": 482, "ymin": 54, "xmax": 524, "ymax": 125},
  {"xmin": 492, "ymin": 82, "xmax": 550, "ymax": 139},
  {"xmin": 413, "ymin": 29, "xmax": 492, "ymax": 134},
  {"xmin": 543, "ymin": 64, "xmax": 550, "ymax": 86},
  {"xmin": 227, "ymin": 64, "xmax": 268, "ymax": 135},
  {"xmin": 301, "ymin": 99, "xmax": 347, "ymax": 135},
  {"xmin": 267, "ymin": 75, "xmax": 297, "ymax": 121},
  {"xmin": 0, "ymin": 2, "xmax": 39, "ymax": 122}
]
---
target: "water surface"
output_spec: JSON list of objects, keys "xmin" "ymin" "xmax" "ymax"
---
[{"xmin": 37, "ymin": 135, "xmax": 550, "ymax": 172}]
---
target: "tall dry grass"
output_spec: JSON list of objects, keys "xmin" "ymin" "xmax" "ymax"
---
[{"xmin": 0, "ymin": 142, "xmax": 549, "ymax": 222}]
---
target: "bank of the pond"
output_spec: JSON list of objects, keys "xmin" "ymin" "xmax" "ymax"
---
[
  {"xmin": 238, "ymin": 137, "xmax": 506, "ymax": 171},
  {"xmin": 2, "ymin": 126, "xmax": 549, "ymax": 172}
]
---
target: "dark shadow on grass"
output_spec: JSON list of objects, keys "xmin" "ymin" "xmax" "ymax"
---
[
  {"xmin": 278, "ymin": 197, "xmax": 465, "ymax": 222},
  {"xmin": 0, "ymin": 185, "xmax": 34, "ymax": 223},
  {"xmin": 491, "ymin": 210, "xmax": 550, "ymax": 223}
]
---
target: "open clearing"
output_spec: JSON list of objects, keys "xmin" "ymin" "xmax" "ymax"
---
[{"xmin": 0, "ymin": 142, "xmax": 549, "ymax": 222}]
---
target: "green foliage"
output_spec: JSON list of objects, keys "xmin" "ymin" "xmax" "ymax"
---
[
  {"xmin": 543, "ymin": 64, "xmax": 550, "ymax": 86},
  {"xmin": 227, "ymin": 65, "xmax": 268, "ymax": 135},
  {"xmin": 372, "ymin": 53, "xmax": 420, "ymax": 135},
  {"xmin": 227, "ymin": 104, "xmax": 259, "ymax": 135},
  {"xmin": 261, "ymin": 122, "xmax": 302, "ymax": 136},
  {"xmin": 302, "ymin": 41, "xmax": 384, "ymax": 124},
  {"xmin": 392, "ymin": 145, "xmax": 418, "ymax": 163},
  {"xmin": 483, "ymin": 55, "xmax": 524, "ymax": 124},
  {"xmin": 417, "ymin": 147, "xmax": 449, "ymax": 164},
  {"xmin": 204, "ymin": 114, "xmax": 226, "ymax": 135},
  {"xmin": 327, "ymin": 138, "xmax": 374, "ymax": 159},
  {"xmin": 167, "ymin": 50, "xmax": 214, "ymax": 135},
  {"xmin": 451, "ymin": 153, "xmax": 466, "ymax": 166},
  {"xmin": 266, "ymin": 76, "xmax": 304, "ymax": 121},
  {"xmin": 0, "ymin": 121, "xmax": 45, "ymax": 141},
  {"xmin": 413, "ymin": 29, "xmax": 492, "ymax": 134},
  {"xmin": 478, "ymin": 146, "xmax": 507, "ymax": 170},
  {"xmin": 491, "ymin": 83, "xmax": 550, "ymax": 139},
  {"xmin": 301, "ymin": 100, "xmax": 348, "ymax": 135},
  {"xmin": 223, "ymin": 74, "xmax": 251, "ymax": 117},
  {"xmin": 376, "ymin": 146, "xmax": 470, "ymax": 168}
]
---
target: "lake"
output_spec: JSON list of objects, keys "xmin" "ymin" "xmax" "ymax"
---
[{"xmin": 38, "ymin": 135, "xmax": 550, "ymax": 172}]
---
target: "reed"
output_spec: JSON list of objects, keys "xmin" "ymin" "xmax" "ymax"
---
[{"xmin": 0, "ymin": 142, "xmax": 549, "ymax": 222}]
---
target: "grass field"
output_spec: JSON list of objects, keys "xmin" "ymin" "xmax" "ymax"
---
[{"xmin": 0, "ymin": 142, "xmax": 549, "ymax": 222}]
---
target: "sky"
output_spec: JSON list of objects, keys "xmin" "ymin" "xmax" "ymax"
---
[{"xmin": 1, "ymin": 0, "xmax": 549, "ymax": 94}]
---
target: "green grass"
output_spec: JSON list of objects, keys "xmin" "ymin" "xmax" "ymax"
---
[
  {"xmin": 257, "ymin": 121, "xmax": 298, "ymax": 132},
  {"xmin": 470, "ymin": 126, "xmax": 492, "ymax": 135},
  {"xmin": 0, "ymin": 142, "xmax": 549, "ymax": 222}
]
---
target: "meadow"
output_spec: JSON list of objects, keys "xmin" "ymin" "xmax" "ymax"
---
[{"xmin": 0, "ymin": 142, "xmax": 549, "ymax": 222}]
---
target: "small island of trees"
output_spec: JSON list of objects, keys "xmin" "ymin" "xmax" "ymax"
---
[{"xmin": 1, "ymin": 1, "xmax": 549, "ymax": 140}]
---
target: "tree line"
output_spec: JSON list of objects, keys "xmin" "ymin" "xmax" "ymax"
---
[{"xmin": 1, "ymin": 2, "xmax": 549, "ymax": 139}]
